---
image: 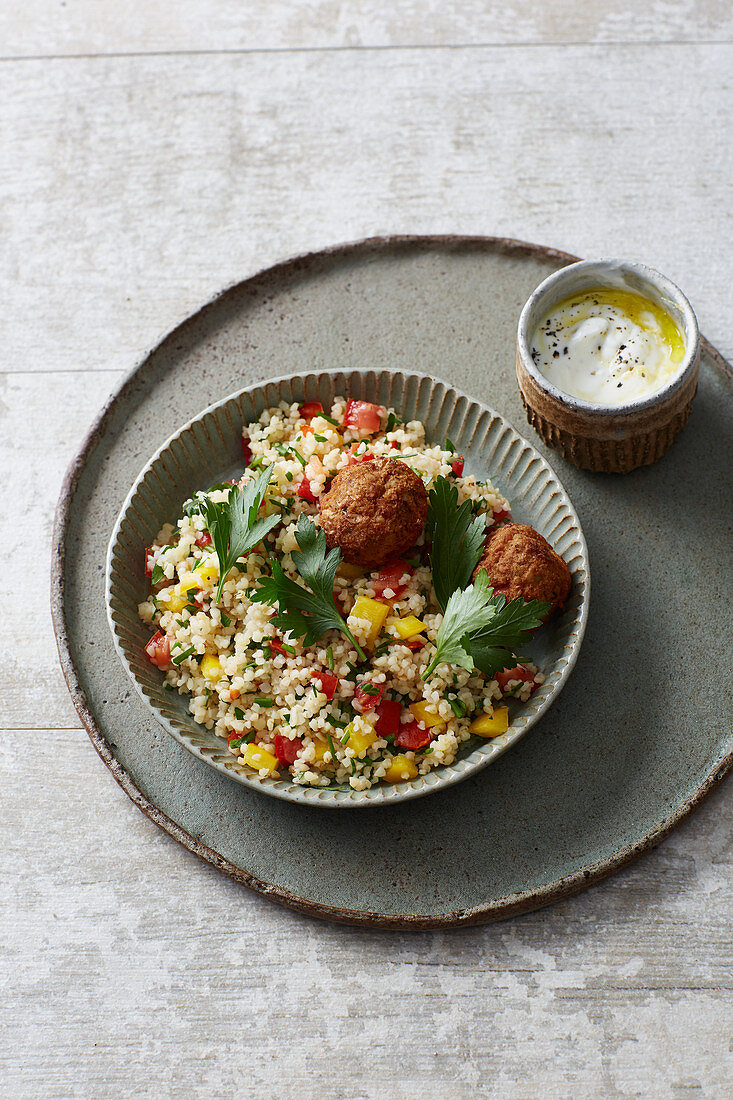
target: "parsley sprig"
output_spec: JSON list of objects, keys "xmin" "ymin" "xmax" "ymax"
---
[
  {"xmin": 426, "ymin": 476, "xmax": 487, "ymax": 611},
  {"xmin": 196, "ymin": 467, "xmax": 281, "ymax": 605},
  {"xmin": 251, "ymin": 516, "xmax": 367, "ymax": 660},
  {"xmin": 422, "ymin": 570, "xmax": 549, "ymax": 680}
]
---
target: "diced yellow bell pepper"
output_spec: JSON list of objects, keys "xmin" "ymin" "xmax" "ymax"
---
[
  {"xmin": 311, "ymin": 737, "xmax": 329, "ymax": 762},
  {"xmin": 393, "ymin": 615, "xmax": 426, "ymax": 640},
  {"xmin": 348, "ymin": 596, "xmax": 390, "ymax": 648},
  {"xmin": 384, "ymin": 755, "xmax": 419, "ymax": 783},
  {"xmin": 470, "ymin": 707, "xmax": 509, "ymax": 737},
  {"xmin": 336, "ymin": 562, "xmax": 364, "ymax": 581},
  {"xmin": 194, "ymin": 559, "xmax": 219, "ymax": 587},
  {"xmin": 409, "ymin": 701, "xmax": 445, "ymax": 728},
  {"xmin": 344, "ymin": 720, "xmax": 377, "ymax": 757},
  {"xmin": 156, "ymin": 588, "xmax": 188, "ymax": 613},
  {"xmin": 201, "ymin": 654, "xmax": 224, "ymax": 682},
  {"xmin": 177, "ymin": 572, "xmax": 203, "ymax": 594},
  {"xmin": 241, "ymin": 743, "xmax": 279, "ymax": 773}
]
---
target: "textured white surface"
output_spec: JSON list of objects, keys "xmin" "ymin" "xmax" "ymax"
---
[{"xmin": 2, "ymin": 2, "xmax": 732, "ymax": 1096}]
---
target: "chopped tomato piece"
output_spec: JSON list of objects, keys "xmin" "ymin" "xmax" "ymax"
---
[
  {"xmin": 342, "ymin": 399, "xmax": 382, "ymax": 433},
  {"xmin": 451, "ymin": 456, "xmax": 465, "ymax": 477},
  {"xmin": 299, "ymin": 401, "xmax": 324, "ymax": 419},
  {"xmin": 350, "ymin": 451, "xmax": 374, "ymax": 464},
  {"xmin": 269, "ymin": 638, "xmax": 288, "ymax": 657},
  {"xmin": 195, "ymin": 532, "xmax": 212, "ymax": 548},
  {"xmin": 373, "ymin": 560, "xmax": 414, "ymax": 600},
  {"xmin": 274, "ymin": 733, "xmax": 303, "ymax": 766},
  {"xmin": 354, "ymin": 682, "xmax": 385, "ymax": 710},
  {"xmin": 144, "ymin": 547, "xmax": 155, "ymax": 578},
  {"xmin": 395, "ymin": 719, "xmax": 433, "ymax": 751},
  {"xmin": 375, "ymin": 699, "xmax": 401, "ymax": 739},
  {"xmin": 145, "ymin": 631, "xmax": 171, "ymax": 670},
  {"xmin": 242, "ymin": 435, "xmax": 252, "ymax": 465},
  {"xmin": 401, "ymin": 638, "xmax": 424, "ymax": 652},
  {"xmin": 496, "ymin": 665, "xmax": 537, "ymax": 693},
  {"xmin": 493, "ymin": 507, "xmax": 511, "ymax": 525},
  {"xmin": 312, "ymin": 669, "xmax": 338, "ymax": 700},
  {"xmin": 297, "ymin": 476, "xmax": 317, "ymax": 503},
  {"xmin": 390, "ymin": 440, "xmax": 400, "ymax": 449}
]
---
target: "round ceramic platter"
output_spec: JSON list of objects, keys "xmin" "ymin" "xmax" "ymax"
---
[
  {"xmin": 106, "ymin": 369, "xmax": 589, "ymax": 807},
  {"xmin": 52, "ymin": 236, "xmax": 733, "ymax": 928}
]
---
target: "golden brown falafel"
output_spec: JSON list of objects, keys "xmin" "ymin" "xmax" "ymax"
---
[
  {"xmin": 473, "ymin": 522, "xmax": 571, "ymax": 614},
  {"xmin": 319, "ymin": 457, "xmax": 428, "ymax": 568}
]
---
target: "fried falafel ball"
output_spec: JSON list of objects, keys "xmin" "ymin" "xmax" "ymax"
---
[
  {"xmin": 319, "ymin": 456, "xmax": 428, "ymax": 568},
  {"xmin": 473, "ymin": 522, "xmax": 571, "ymax": 614}
]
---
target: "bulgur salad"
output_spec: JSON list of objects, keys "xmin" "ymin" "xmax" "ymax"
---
[{"xmin": 139, "ymin": 396, "xmax": 571, "ymax": 790}]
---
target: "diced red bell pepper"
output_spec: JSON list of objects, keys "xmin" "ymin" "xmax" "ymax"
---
[
  {"xmin": 144, "ymin": 547, "xmax": 155, "ymax": 578},
  {"xmin": 242, "ymin": 435, "xmax": 252, "ymax": 465},
  {"xmin": 145, "ymin": 630, "xmax": 171, "ymax": 670},
  {"xmin": 375, "ymin": 699, "xmax": 401, "ymax": 739},
  {"xmin": 496, "ymin": 665, "xmax": 538, "ymax": 693},
  {"xmin": 451, "ymin": 456, "xmax": 465, "ymax": 477},
  {"xmin": 299, "ymin": 401, "xmax": 324, "ymax": 419},
  {"xmin": 297, "ymin": 476, "xmax": 317, "ymax": 503},
  {"xmin": 402, "ymin": 638, "xmax": 424, "ymax": 652},
  {"xmin": 354, "ymin": 682, "xmax": 385, "ymax": 710},
  {"xmin": 395, "ymin": 719, "xmax": 433, "ymax": 751},
  {"xmin": 390, "ymin": 440, "xmax": 400, "ymax": 449},
  {"xmin": 312, "ymin": 669, "xmax": 338, "ymax": 700},
  {"xmin": 269, "ymin": 637, "xmax": 288, "ymax": 657},
  {"xmin": 373, "ymin": 560, "xmax": 414, "ymax": 600},
  {"xmin": 493, "ymin": 507, "xmax": 512, "ymax": 525},
  {"xmin": 274, "ymin": 732, "xmax": 304, "ymax": 766},
  {"xmin": 342, "ymin": 399, "xmax": 382, "ymax": 433},
  {"xmin": 195, "ymin": 532, "xmax": 212, "ymax": 548}
]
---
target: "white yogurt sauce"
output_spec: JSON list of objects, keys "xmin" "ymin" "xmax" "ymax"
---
[{"xmin": 530, "ymin": 288, "xmax": 685, "ymax": 404}]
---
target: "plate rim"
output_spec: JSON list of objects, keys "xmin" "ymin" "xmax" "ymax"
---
[
  {"xmin": 104, "ymin": 366, "xmax": 590, "ymax": 807},
  {"xmin": 50, "ymin": 233, "xmax": 733, "ymax": 927}
]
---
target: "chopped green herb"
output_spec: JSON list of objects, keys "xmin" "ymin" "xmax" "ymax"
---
[
  {"xmin": 185, "ymin": 602, "xmax": 199, "ymax": 614},
  {"xmin": 314, "ymin": 433, "xmax": 328, "ymax": 442},
  {"xmin": 253, "ymin": 696, "xmax": 274, "ymax": 707},
  {"xmin": 444, "ymin": 437, "xmax": 456, "ymax": 453},
  {"xmin": 448, "ymin": 697, "xmax": 467, "ymax": 718},
  {"xmin": 151, "ymin": 563, "xmax": 164, "ymax": 586},
  {"xmin": 326, "ymin": 733, "xmax": 337, "ymax": 759},
  {"xmin": 171, "ymin": 644, "xmax": 196, "ymax": 666},
  {"xmin": 243, "ymin": 731, "xmax": 256, "ymax": 744},
  {"xmin": 340, "ymin": 731, "xmax": 351, "ymax": 745},
  {"xmin": 385, "ymin": 412, "xmax": 403, "ymax": 432},
  {"xmin": 229, "ymin": 736, "xmax": 245, "ymax": 749},
  {"xmin": 422, "ymin": 746, "xmax": 434, "ymax": 756},
  {"xmin": 350, "ymin": 759, "xmax": 356, "ymax": 776},
  {"xmin": 320, "ymin": 414, "xmax": 340, "ymax": 426},
  {"xmin": 220, "ymin": 611, "xmax": 232, "ymax": 627},
  {"xmin": 285, "ymin": 470, "xmax": 294, "ymax": 482},
  {"xmin": 234, "ymin": 707, "xmax": 245, "ymax": 720},
  {"xmin": 326, "ymin": 646, "xmax": 334, "ymax": 671},
  {"xmin": 328, "ymin": 715, "xmax": 349, "ymax": 730}
]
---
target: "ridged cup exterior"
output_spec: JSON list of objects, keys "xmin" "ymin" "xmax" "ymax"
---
[
  {"xmin": 517, "ymin": 348, "xmax": 700, "ymax": 473},
  {"xmin": 106, "ymin": 369, "xmax": 589, "ymax": 808}
]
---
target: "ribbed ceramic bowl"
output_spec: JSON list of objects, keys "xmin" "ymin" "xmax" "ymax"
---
[
  {"xmin": 106, "ymin": 369, "xmax": 589, "ymax": 807},
  {"xmin": 516, "ymin": 259, "xmax": 700, "ymax": 473}
]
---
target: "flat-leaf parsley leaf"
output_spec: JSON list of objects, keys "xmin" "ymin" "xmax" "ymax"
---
[
  {"xmin": 426, "ymin": 475, "xmax": 487, "ymax": 611},
  {"xmin": 251, "ymin": 515, "xmax": 367, "ymax": 660},
  {"xmin": 422, "ymin": 569, "xmax": 549, "ymax": 680},
  {"xmin": 198, "ymin": 467, "xmax": 281, "ymax": 605}
]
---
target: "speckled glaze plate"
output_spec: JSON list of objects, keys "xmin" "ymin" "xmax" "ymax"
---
[
  {"xmin": 52, "ymin": 236, "xmax": 733, "ymax": 926},
  {"xmin": 105, "ymin": 370, "xmax": 588, "ymax": 806}
]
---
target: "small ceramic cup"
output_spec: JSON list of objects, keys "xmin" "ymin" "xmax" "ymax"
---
[{"xmin": 516, "ymin": 260, "xmax": 700, "ymax": 473}]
